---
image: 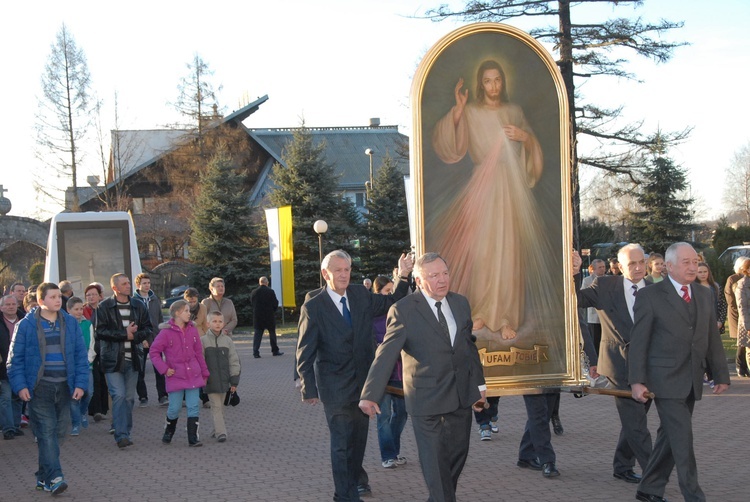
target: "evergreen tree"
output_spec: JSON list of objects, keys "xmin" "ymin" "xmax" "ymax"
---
[
  {"xmin": 362, "ymin": 154, "xmax": 410, "ymax": 278},
  {"xmin": 629, "ymin": 147, "xmax": 695, "ymax": 254},
  {"xmin": 188, "ymin": 147, "xmax": 263, "ymax": 324},
  {"xmin": 268, "ymin": 124, "xmax": 361, "ymax": 303}
]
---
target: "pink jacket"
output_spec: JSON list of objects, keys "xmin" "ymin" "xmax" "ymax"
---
[{"xmin": 149, "ymin": 319, "xmax": 209, "ymax": 393}]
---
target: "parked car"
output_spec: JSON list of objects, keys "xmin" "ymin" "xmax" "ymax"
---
[{"xmin": 162, "ymin": 285, "xmax": 190, "ymax": 308}]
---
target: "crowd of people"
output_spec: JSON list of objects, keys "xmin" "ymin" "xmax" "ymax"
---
[
  {"xmin": 295, "ymin": 243, "xmax": 730, "ymax": 502},
  {"xmin": 0, "ymin": 273, "xmax": 252, "ymax": 495},
  {"xmin": 0, "ymin": 240, "xmax": 737, "ymax": 501}
]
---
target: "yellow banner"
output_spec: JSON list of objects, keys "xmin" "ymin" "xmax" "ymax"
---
[
  {"xmin": 478, "ymin": 345, "xmax": 549, "ymax": 367},
  {"xmin": 278, "ymin": 205, "xmax": 295, "ymax": 307},
  {"xmin": 265, "ymin": 206, "xmax": 296, "ymax": 307}
]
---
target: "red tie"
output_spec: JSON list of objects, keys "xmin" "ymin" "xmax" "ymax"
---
[{"xmin": 681, "ymin": 285, "xmax": 691, "ymax": 303}]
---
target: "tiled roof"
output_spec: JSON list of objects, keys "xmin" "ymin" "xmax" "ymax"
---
[{"xmin": 248, "ymin": 125, "xmax": 409, "ymax": 188}]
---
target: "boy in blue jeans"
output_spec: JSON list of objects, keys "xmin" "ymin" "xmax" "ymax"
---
[
  {"xmin": 67, "ymin": 296, "xmax": 95, "ymax": 436},
  {"xmin": 7, "ymin": 283, "xmax": 89, "ymax": 495}
]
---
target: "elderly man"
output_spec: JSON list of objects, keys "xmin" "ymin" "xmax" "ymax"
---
[
  {"xmin": 201, "ymin": 278, "xmax": 237, "ymax": 336},
  {"xmin": 96, "ymin": 274, "xmax": 153, "ymax": 448},
  {"xmin": 297, "ymin": 250, "xmax": 412, "ymax": 502},
  {"xmin": 630, "ymin": 242, "xmax": 729, "ymax": 502},
  {"xmin": 575, "ymin": 244, "xmax": 653, "ymax": 484},
  {"xmin": 58, "ymin": 280, "xmax": 74, "ymax": 313},
  {"xmin": 360, "ymin": 252, "xmax": 486, "ymax": 502},
  {"xmin": 1, "ymin": 295, "xmax": 23, "ymax": 439}
]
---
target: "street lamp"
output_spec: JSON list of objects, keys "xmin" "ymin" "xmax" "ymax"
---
[
  {"xmin": 313, "ymin": 219, "xmax": 328, "ymax": 287},
  {"xmin": 365, "ymin": 148, "xmax": 374, "ymax": 195}
]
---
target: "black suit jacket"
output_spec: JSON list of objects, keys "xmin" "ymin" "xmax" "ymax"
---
[
  {"xmin": 296, "ymin": 280, "xmax": 409, "ymax": 406},
  {"xmin": 360, "ymin": 291, "xmax": 485, "ymax": 416},
  {"xmin": 250, "ymin": 285, "xmax": 279, "ymax": 329},
  {"xmin": 629, "ymin": 279, "xmax": 730, "ymax": 400},
  {"xmin": 576, "ymin": 274, "xmax": 646, "ymax": 389}
]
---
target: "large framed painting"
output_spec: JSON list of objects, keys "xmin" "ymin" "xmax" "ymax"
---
[{"xmin": 410, "ymin": 23, "xmax": 581, "ymax": 393}]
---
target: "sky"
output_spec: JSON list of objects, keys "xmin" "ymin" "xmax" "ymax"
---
[{"xmin": 1, "ymin": 0, "xmax": 748, "ymax": 221}]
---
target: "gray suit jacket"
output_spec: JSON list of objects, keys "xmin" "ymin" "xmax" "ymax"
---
[
  {"xmin": 360, "ymin": 291, "xmax": 485, "ymax": 417},
  {"xmin": 628, "ymin": 279, "xmax": 730, "ymax": 400},
  {"xmin": 296, "ymin": 280, "xmax": 409, "ymax": 406},
  {"xmin": 576, "ymin": 274, "xmax": 642, "ymax": 389}
]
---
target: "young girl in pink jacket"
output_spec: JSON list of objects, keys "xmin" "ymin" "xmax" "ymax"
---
[{"xmin": 150, "ymin": 300, "xmax": 209, "ymax": 447}]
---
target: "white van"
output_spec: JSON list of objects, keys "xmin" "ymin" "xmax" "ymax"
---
[{"xmin": 44, "ymin": 211, "xmax": 142, "ymax": 299}]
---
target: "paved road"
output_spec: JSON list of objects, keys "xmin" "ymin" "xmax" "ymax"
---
[{"xmin": 1, "ymin": 334, "xmax": 746, "ymax": 501}]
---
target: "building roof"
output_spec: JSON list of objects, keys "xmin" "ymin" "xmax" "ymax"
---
[
  {"xmin": 77, "ymin": 95, "xmax": 408, "ymax": 209},
  {"xmin": 109, "ymin": 129, "xmax": 191, "ymax": 181},
  {"xmin": 247, "ymin": 125, "xmax": 408, "ymax": 189}
]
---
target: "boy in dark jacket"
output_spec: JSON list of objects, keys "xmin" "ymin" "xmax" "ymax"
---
[{"xmin": 200, "ymin": 311, "xmax": 240, "ymax": 442}]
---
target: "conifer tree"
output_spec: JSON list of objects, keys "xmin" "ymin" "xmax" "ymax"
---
[
  {"xmin": 362, "ymin": 154, "xmax": 410, "ymax": 278},
  {"xmin": 629, "ymin": 146, "xmax": 695, "ymax": 254},
  {"xmin": 268, "ymin": 124, "xmax": 361, "ymax": 303},
  {"xmin": 189, "ymin": 147, "xmax": 263, "ymax": 323}
]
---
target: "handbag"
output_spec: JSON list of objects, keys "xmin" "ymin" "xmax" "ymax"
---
[{"xmin": 224, "ymin": 389, "xmax": 240, "ymax": 407}]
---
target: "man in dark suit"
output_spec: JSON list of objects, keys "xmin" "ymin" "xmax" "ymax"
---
[
  {"xmin": 575, "ymin": 243, "xmax": 652, "ymax": 484},
  {"xmin": 629, "ymin": 242, "xmax": 730, "ymax": 502},
  {"xmin": 724, "ymin": 256, "xmax": 749, "ymax": 377},
  {"xmin": 359, "ymin": 252, "xmax": 486, "ymax": 502},
  {"xmin": 297, "ymin": 250, "xmax": 412, "ymax": 502},
  {"xmin": 250, "ymin": 276, "xmax": 281, "ymax": 358}
]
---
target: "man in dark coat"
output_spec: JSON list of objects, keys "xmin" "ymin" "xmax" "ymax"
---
[
  {"xmin": 630, "ymin": 242, "xmax": 729, "ymax": 502},
  {"xmin": 297, "ymin": 250, "xmax": 412, "ymax": 502},
  {"xmin": 250, "ymin": 276, "xmax": 281, "ymax": 358}
]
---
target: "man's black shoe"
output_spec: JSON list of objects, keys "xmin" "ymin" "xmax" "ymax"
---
[
  {"xmin": 542, "ymin": 462, "xmax": 560, "ymax": 477},
  {"xmin": 635, "ymin": 491, "xmax": 668, "ymax": 502},
  {"xmin": 551, "ymin": 415, "xmax": 564, "ymax": 435},
  {"xmin": 614, "ymin": 470, "xmax": 642, "ymax": 483},
  {"xmin": 357, "ymin": 484, "xmax": 372, "ymax": 496},
  {"xmin": 273, "ymin": 351, "xmax": 284, "ymax": 356},
  {"xmin": 253, "ymin": 354, "xmax": 261, "ymax": 359},
  {"xmin": 516, "ymin": 458, "xmax": 542, "ymax": 471}
]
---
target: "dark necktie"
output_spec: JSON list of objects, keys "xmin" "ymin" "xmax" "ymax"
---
[
  {"xmin": 435, "ymin": 301, "xmax": 449, "ymax": 339},
  {"xmin": 340, "ymin": 297, "xmax": 352, "ymax": 327},
  {"xmin": 632, "ymin": 284, "xmax": 638, "ymax": 297},
  {"xmin": 681, "ymin": 285, "xmax": 691, "ymax": 303}
]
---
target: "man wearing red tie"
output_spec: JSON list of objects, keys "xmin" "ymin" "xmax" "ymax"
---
[{"xmin": 629, "ymin": 242, "xmax": 730, "ymax": 502}]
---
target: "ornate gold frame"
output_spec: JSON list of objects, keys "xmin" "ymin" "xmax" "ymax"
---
[{"xmin": 410, "ymin": 23, "xmax": 581, "ymax": 394}]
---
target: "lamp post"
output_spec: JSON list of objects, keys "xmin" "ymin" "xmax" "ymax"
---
[
  {"xmin": 313, "ymin": 219, "xmax": 328, "ymax": 287},
  {"xmin": 365, "ymin": 148, "xmax": 374, "ymax": 197}
]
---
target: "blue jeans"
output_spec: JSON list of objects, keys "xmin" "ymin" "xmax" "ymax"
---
[
  {"xmin": 69, "ymin": 372, "xmax": 94, "ymax": 428},
  {"xmin": 376, "ymin": 381, "xmax": 407, "ymax": 462},
  {"xmin": 105, "ymin": 364, "xmax": 137, "ymax": 442},
  {"xmin": 29, "ymin": 380, "xmax": 70, "ymax": 484},
  {"xmin": 167, "ymin": 388, "xmax": 200, "ymax": 419},
  {"xmin": 1, "ymin": 379, "xmax": 22, "ymax": 433}
]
